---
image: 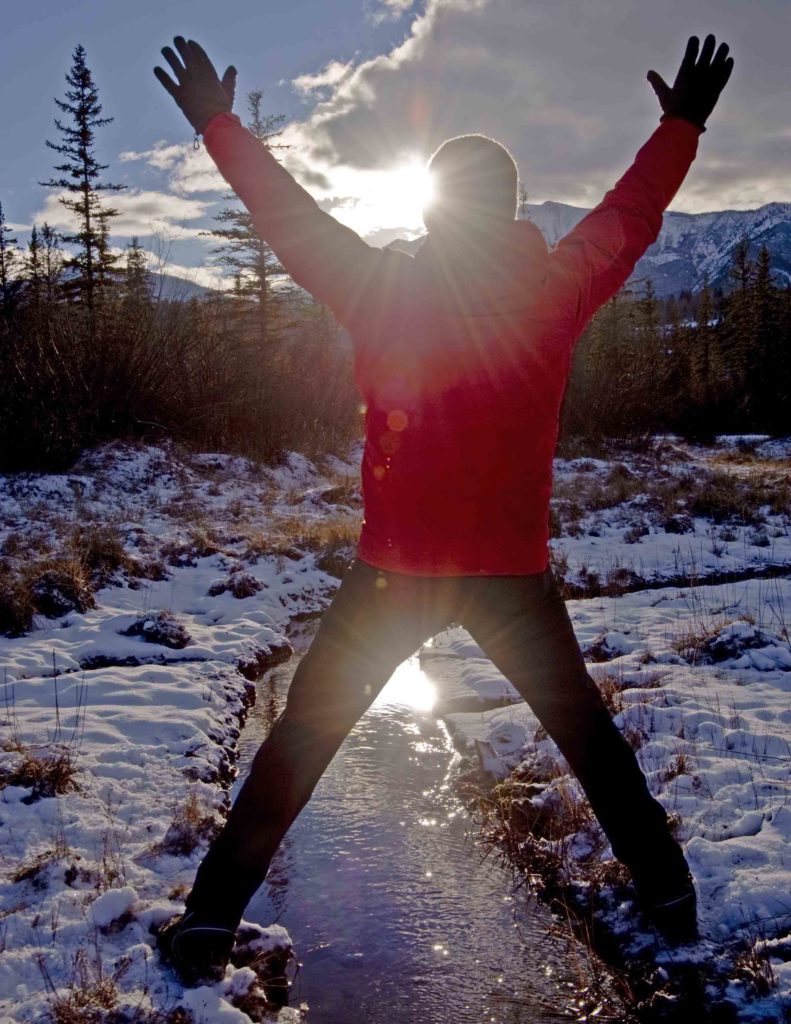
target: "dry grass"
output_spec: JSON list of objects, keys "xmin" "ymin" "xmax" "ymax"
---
[
  {"xmin": 242, "ymin": 510, "xmax": 360, "ymax": 576},
  {"xmin": 320, "ymin": 474, "xmax": 362, "ymax": 509},
  {"xmin": 670, "ymin": 620, "xmax": 730, "ymax": 665},
  {"xmin": 0, "ymin": 745, "xmax": 82, "ymax": 802},
  {"xmin": 12, "ymin": 830, "xmax": 71, "ymax": 887},
  {"xmin": 67, "ymin": 523, "xmax": 132, "ymax": 585},
  {"xmin": 591, "ymin": 670, "xmax": 625, "ymax": 717},
  {"xmin": 38, "ymin": 948, "xmax": 119, "ymax": 1024},
  {"xmin": 148, "ymin": 789, "xmax": 220, "ymax": 859},
  {"xmin": 0, "ymin": 554, "xmax": 95, "ymax": 636},
  {"xmin": 661, "ymin": 750, "xmax": 695, "ymax": 783}
]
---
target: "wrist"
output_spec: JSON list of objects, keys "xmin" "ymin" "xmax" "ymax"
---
[
  {"xmin": 660, "ymin": 112, "xmax": 706, "ymax": 133},
  {"xmin": 196, "ymin": 103, "xmax": 233, "ymax": 135}
]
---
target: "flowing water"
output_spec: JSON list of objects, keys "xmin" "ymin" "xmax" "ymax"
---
[{"xmin": 235, "ymin": 634, "xmax": 589, "ymax": 1023}]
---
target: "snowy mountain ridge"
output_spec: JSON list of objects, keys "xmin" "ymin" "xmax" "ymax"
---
[{"xmin": 526, "ymin": 199, "xmax": 791, "ymax": 297}]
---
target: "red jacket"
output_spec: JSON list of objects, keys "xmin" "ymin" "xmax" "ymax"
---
[{"xmin": 204, "ymin": 114, "xmax": 701, "ymax": 576}]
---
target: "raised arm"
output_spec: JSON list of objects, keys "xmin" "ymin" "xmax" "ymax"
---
[
  {"xmin": 547, "ymin": 34, "xmax": 733, "ymax": 333},
  {"xmin": 154, "ymin": 37, "xmax": 379, "ymax": 325}
]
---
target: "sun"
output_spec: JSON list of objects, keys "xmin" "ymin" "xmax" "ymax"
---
[
  {"xmin": 327, "ymin": 157, "xmax": 434, "ymax": 237},
  {"xmin": 383, "ymin": 159, "xmax": 435, "ymax": 226}
]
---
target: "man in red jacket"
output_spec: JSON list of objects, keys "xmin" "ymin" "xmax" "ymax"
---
[{"xmin": 155, "ymin": 34, "xmax": 732, "ymax": 984}]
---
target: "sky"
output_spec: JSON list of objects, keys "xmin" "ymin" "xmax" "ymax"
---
[{"xmin": 1, "ymin": 0, "xmax": 789, "ymax": 289}]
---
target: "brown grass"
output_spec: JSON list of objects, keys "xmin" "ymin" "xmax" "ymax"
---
[
  {"xmin": 242, "ymin": 511, "xmax": 360, "ymax": 573},
  {"xmin": 0, "ymin": 745, "xmax": 81, "ymax": 801},
  {"xmin": 591, "ymin": 670, "xmax": 625, "ymax": 717},
  {"xmin": 148, "ymin": 790, "xmax": 220, "ymax": 859}
]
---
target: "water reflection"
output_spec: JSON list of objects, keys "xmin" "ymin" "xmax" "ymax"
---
[
  {"xmin": 237, "ymin": 640, "xmax": 583, "ymax": 1023},
  {"xmin": 374, "ymin": 656, "xmax": 437, "ymax": 711}
]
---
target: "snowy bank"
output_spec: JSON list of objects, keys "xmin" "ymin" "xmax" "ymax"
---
[
  {"xmin": 0, "ymin": 442, "xmax": 359, "ymax": 1022},
  {"xmin": 432, "ymin": 576, "xmax": 791, "ymax": 1021}
]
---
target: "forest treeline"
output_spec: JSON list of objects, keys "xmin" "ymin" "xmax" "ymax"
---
[
  {"xmin": 0, "ymin": 45, "xmax": 359, "ymax": 472},
  {"xmin": 0, "ymin": 45, "xmax": 789, "ymax": 473},
  {"xmin": 564, "ymin": 244, "xmax": 791, "ymax": 444}
]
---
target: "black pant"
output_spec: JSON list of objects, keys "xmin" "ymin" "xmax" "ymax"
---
[{"xmin": 186, "ymin": 560, "xmax": 681, "ymax": 928}]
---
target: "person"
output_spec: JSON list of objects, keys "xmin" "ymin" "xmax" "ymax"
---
[{"xmin": 153, "ymin": 33, "xmax": 733, "ymax": 985}]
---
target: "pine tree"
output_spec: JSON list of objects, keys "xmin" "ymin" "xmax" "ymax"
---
[
  {"xmin": 40, "ymin": 44, "xmax": 125, "ymax": 319},
  {"xmin": 25, "ymin": 225, "xmax": 44, "ymax": 309},
  {"xmin": 204, "ymin": 90, "xmax": 287, "ymax": 346},
  {"xmin": 720, "ymin": 238, "xmax": 755, "ymax": 424},
  {"xmin": 684, "ymin": 276, "xmax": 716, "ymax": 436},
  {"xmin": 40, "ymin": 224, "xmax": 64, "ymax": 304},
  {"xmin": 123, "ymin": 236, "xmax": 152, "ymax": 306},
  {"xmin": 750, "ymin": 246, "xmax": 783, "ymax": 428},
  {"xmin": 0, "ymin": 202, "xmax": 19, "ymax": 316}
]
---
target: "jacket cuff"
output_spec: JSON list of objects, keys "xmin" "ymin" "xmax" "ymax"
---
[
  {"xmin": 203, "ymin": 111, "xmax": 243, "ymax": 144},
  {"xmin": 660, "ymin": 113, "xmax": 706, "ymax": 135}
]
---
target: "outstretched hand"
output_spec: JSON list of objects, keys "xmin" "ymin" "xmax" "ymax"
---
[
  {"xmin": 154, "ymin": 37, "xmax": 237, "ymax": 135},
  {"xmin": 647, "ymin": 34, "xmax": 733, "ymax": 131}
]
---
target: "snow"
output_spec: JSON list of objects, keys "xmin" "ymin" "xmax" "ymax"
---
[
  {"xmin": 0, "ymin": 441, "xmax": 357, "ymax": 1022},
  {"xmin": 1, "ymin": 435, "xmax": 788, "ymax": 1020},
  {"xmin": 88, "ymin": 886, "xmax": 138, "ymax": 927},
  {"xmin": 435, "ymin": 574, "xmax": 791, "ymax": 1020}
]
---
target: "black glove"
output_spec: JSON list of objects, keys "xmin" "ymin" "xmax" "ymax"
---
[
  {"xmin": 647, "ymin": 34, "xmax": 733, "ymax": 131},
  {"xmin": 154, "ymin": 36, "xmax": 237, "ymax": 135}
]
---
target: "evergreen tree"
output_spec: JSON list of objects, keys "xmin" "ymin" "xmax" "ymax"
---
[
  {"xmin": 750, "ymin": 246, "xmax": 784, "ymax": 429},
  {"xmin": 719, "ymin": 238, "xmax": 755, "ymax": 423},
  {"xmin": 40, "ymin": 44, "xmax": 125, "ymax": 319},
  {"xmin": 40, "ymin": 224, "xmax": 64, "ymax": 304},
  {"xmin": 25, "ymin": 225, "xmax": 44, "ymax": 310},
  {"xmin": 0, "ymin": 202, "xmax": 19, "ymax": 316},
  {"xmin": 203, "ymin": 90, "xmax": 287, "ymax": 346},
  {"xmin": 123, "ymin": 236, "xmax": 152, "ymax": 306}
]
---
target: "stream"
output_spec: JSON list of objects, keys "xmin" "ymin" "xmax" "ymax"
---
[{"xmin": 234, "ymin": 630, "xmax": 591, "ymax": 1023}]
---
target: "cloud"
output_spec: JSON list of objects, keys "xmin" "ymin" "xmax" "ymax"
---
[
  {"xmin": 120, "ymin": 143, "xmax": 226, "ymax": 195},
  {"xmin": 365, "ymin": 0, "xmax": 417, "ymax": 25},
  {"xmin": 280, "ymin": 0, "xmax": 790, "ymax": 216},
  {"xmin": 292, "ymin": 60, "xmax": 355, "ymax": 98},
  {"xmin": 32, "ymin": 189, "xmax": 213, "ymax": 239}
]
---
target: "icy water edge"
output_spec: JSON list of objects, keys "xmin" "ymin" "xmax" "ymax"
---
[{"xmin": 233, "ymin": 632, "xmax": 591, "ymax": 1024}]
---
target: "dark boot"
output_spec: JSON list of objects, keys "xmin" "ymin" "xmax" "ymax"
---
[{"xmin": 156, "ymin": 910, "xmax": 236, "ymax": 986}]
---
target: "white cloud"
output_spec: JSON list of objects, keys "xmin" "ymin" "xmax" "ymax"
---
[
  {"xmin": 279, "ymin": 0, "xmax": 789, "ymax": 219},
  {"xmin": 120, "ymin": 143, "xmax": 225, "ymax": 195},
  {"xmin": 292, "ymin": 60, "xmax": 355, "ymax": 98},
  {"xmin": 32, "ymin": 189, "xmax": 213, "ymax": 239},
  {"xmin": 365, "ymin": 0, "xmax": 417, "ymax": 25}
]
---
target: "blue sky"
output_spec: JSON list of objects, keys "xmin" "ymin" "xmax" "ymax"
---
[{"xmin": 2, "ymin": 0, "xmax": 789, "ymax": 288}]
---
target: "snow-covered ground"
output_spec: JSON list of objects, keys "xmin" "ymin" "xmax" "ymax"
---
[
  {"xmin": 1, "ymin": 443, "xmax": 359, "ymax": 1023},
  {"xmin": 434, "ymin": 574, "xmax": 791, "ymax": 1021},
  {"xmin": 552, "ymin": 435, "xmax": 791, "ymax": 592},
  {"xmin": 0, "ymin": 436, "xmax": 788, "ymax": 1021}
]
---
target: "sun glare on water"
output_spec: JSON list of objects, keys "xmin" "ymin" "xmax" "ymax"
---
[{"xmin": 375, "ymin": 656, "xmax": 437, "ymax": 711}]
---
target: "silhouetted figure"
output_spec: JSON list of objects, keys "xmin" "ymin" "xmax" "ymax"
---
[{"xmin": 154, "ymin": 33, "xmax": 733, "ymax": 985}]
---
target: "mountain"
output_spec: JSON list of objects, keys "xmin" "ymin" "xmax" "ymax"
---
[
  {"xmin": 527, "ymin": 200, "xmax": 791, "ymax": 298},
  {"xmin": 386, "ymin": 201, "xmax": 791, "ymax": 298}
]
